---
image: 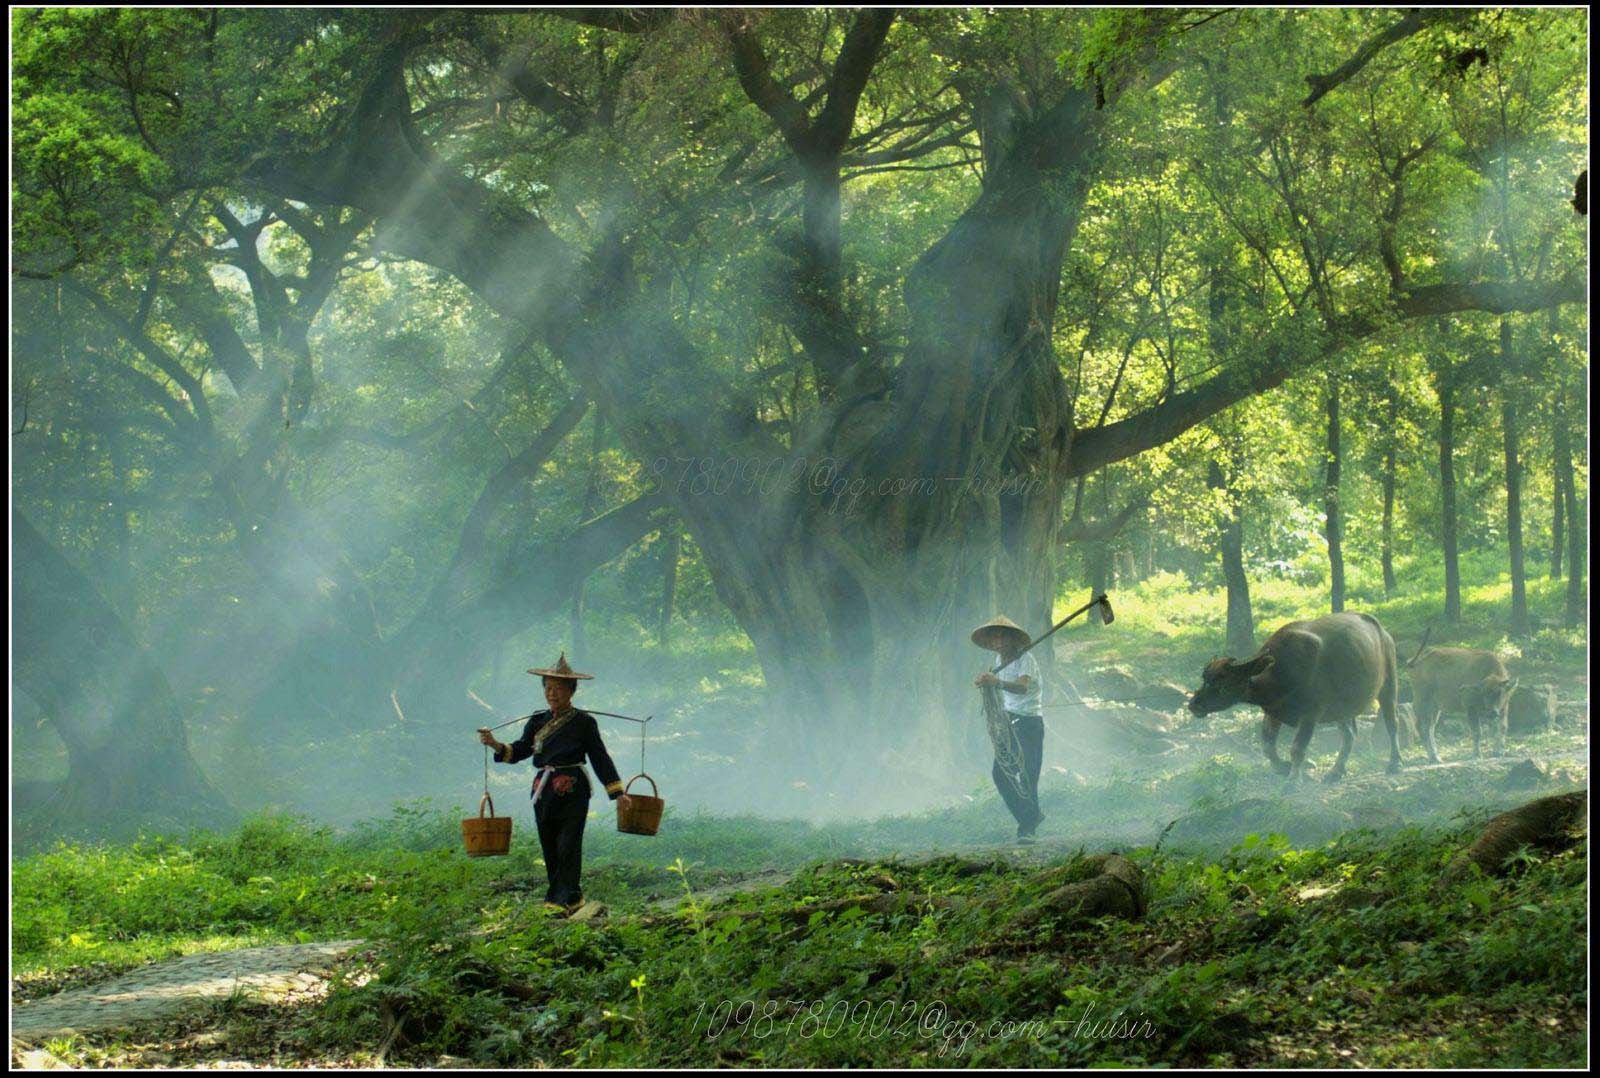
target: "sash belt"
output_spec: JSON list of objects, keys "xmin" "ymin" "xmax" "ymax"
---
[{"xmin": 530, "ymin": 763, "xmax": 588, "ymax": 804}]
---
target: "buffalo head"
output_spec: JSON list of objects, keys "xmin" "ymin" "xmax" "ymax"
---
[
  {"xmin": 1188, "ymin": 653, "xmax": 1274, "ymax": 716},
  {"xmin": 1465, "ymin": 673, "xmax": 1515, "ymax": 727}
]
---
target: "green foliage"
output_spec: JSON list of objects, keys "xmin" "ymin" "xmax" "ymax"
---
[
  {"xmin": 10, "ymin": 812, "xmax": 477, "ymax": 972},
  {"xmin": 15, "ymin": 806, "xmax": 1583, "ymax": 1066}
]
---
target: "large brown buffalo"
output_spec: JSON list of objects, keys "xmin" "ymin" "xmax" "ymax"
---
[{"xmin": 1188, "ymin": 612, "xmax": 1402, "ymax": 786}]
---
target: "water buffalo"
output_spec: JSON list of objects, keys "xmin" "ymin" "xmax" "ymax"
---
[
  {"xmin": 1407, "ymin": 645, "xmax": 1514, "ymax": 761},
  {"xmin": 1188, "ymin": 612, "xmax": 1402, "ymax": 786}
]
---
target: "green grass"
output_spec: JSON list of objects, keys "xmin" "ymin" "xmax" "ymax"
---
[
  {"xmin": 11, "ymin": 759, "xmax": 1588, "ymax": 1068},
  {"xmin": 300, "ymin": 817, "xmax": 1596, "ymax": 1065}
]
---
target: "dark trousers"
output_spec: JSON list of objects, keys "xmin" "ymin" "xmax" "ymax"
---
[
  {"xmin": 536, "ymin": 811, "xmax": 587, "ymax": 905},
  {"xmin": 992, "ymin": 713, "xmax": 1044, "ymax": 832}
]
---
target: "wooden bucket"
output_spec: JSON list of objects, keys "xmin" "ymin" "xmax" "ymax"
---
[
  {"xmin": 617, "ymin": 773, "xmax": 664, "ymax": 836},
  {"xmin": 461, "ymin": 793, "xmax": 512, "ymax": 856}
]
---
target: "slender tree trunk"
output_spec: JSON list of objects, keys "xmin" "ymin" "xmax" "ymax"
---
[
  {"xmin": 1324, "ymin": 370, "xmax": 1345, "ymax": 612},
  {"xmin": 1382, "ymin": 391, "xmax": 1399, "ymax": 596},
  {"xmin": 570, "ymin": 414, "xmax": 606, "ymax": 658},
  {"xmin": 1549, "ymin": 313, "xmax": 1567, "ymax": 583},
  {"xmin": 1500, "ymin": 321, "xmax": 1529, "ymax": 636},
  {"xmin": 1550, "ymin": 426, "xmax": 1565, "ymax": 580},
  {"xmin": 1438, "ymin": 375, "xmax": 1462, "ymax": 623},
  {"xmin": 1210, "ymin": 462, "xmax": 1255, "ymax": 657},
  {"xmin": 1087, "ymin": 543, "xmax": 1110, "ymax": 623},
  {"xmin": 1555, "ymin": 379, "xmax": 1586, "ymax": 625},
  {"xmin": 658, "ymin": 520, "xmax": 682, "ymax": 650},
  {"xmin": 1503, "ymin": 399, "xmax": 1528, "ymax": 633},
  {"xmin": 13, "ymin": 510, "xmax": 236, "ymax": 848},
  {"xmin": 103, "ymin": 423, "xmax": 135, "ymax": 608}
]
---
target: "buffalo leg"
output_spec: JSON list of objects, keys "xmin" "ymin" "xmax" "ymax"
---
[
  {"xmin": 1285, "ymin": 708, "xmax": 1321, "ymax": 786},
  {"xmin": 1324, "ymin": 716, "xmax": 1356, "ymax": 784},
  {"xmin": 1261, "ymin": 716, "xmax": 1290, "ymax": 775},
  {"xmin": 1415, "ymin": 690, "xmax": 1443, "ymax": 764},
  {"xmin": 1378, "ymin": 648, "xmax": 1402, "ymax": 773}
]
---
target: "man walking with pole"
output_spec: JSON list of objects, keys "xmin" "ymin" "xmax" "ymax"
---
[
  {"xmin": 972, "ymin": 595, "xmax": 1113, "ymax": 845},
  {"xmin": 973, "ymin": 616, "xmax": 1046, "ymax": 843}
]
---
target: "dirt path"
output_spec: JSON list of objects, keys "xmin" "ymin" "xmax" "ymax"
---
[{"xmin": 10, "ymin": 940, "xmax": 363, "ymax": 1047}]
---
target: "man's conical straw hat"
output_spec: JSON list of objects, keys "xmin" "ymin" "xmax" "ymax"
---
[
  {"xmin": 526, "ymin": 651, "xmax": 594, "ymax": 680},
  {"xmin": 971, "ymin": 616, "xmax": 1031, "ymax": 650}
]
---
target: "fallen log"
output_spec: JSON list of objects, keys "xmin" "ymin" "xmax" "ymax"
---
[{"xmin": 1452, "ymin": 791, "xmax": 1587, "ymax": 877}]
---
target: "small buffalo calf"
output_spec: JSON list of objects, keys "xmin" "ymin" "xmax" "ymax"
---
[{"xmin": 1409, "ymin": 646, "xmax": 1514, "ymax": 761}]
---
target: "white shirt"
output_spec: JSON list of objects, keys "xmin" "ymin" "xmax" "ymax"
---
[{"xmin": 992, "ymin": 651, "xmax": 1042, "ymax": 717}]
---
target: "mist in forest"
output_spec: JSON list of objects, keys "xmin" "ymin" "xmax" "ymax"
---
[{"xmin": 10, "ymin": 7, "xmax": 1589, "ymax": 850}]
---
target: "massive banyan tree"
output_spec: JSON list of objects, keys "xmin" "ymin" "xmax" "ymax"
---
[{"xmin": 15, "ymin": 9, "xmax": 1586, "ymax": 800}]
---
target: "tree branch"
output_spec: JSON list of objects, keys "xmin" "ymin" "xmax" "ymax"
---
[
  {"xmin": 65, "ymin": 279, "xmax": 213, "ymax": 434},
  {"xmin": 1060, "ymin": 495, "xmax": 1147, "ymax": 544},
  {"xmin": 813, "ymin": 10, "xmax": 896, "ymax": 154},
  {"xmin": 1302, "ymin": 9, "xmax": 1473, "ymax": 108},
  {"xmin": 468, "ymin": 32, "xmax": 589, "ymax": 135},
  {"xmin": 170, "ymin": 276, "xmax": 261, "ymax": 391},
  {"xmin": 548, "ymin": 9, "xmax": 673, "ymax": 34},
  {"xmin": 424, "ymin": 394, "xmax": 590, "ymax": 611},
  {"xmin": 726, "ymin": 20, "xmax": 813, "ymax": 151},
  {"xmin": 1067, "ymin": 273, "xmax": 1587, "ymax": 478}
]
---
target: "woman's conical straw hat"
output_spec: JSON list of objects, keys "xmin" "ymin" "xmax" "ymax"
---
[
  {"xmin": 971, "ymin": 616, "xmax": 1031, "ymax": 650},
  {"xmin": 526, "ymin": 651, "xmax": 594, "ymax": 680}
]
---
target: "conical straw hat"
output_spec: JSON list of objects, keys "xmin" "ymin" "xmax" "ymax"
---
[
  {"xmin": 526, "ymin": 651, "xmax": 594, "ymax": 680},
  {"xmin": 971, "ymin": 616, "xmax": 1031, "ymax": 650}
]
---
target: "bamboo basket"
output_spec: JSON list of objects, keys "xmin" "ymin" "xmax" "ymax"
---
[
  {"xmin": 617, "ymin": 773, "xmax": 664, "ymax": 836},
  {"xmin": 462, "ymin": 793, "xmax": 512, "ymax": 856}
]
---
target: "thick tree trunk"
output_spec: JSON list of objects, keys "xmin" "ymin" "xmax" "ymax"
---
[
  {"xmin": 13, "ymin": 510, "xmax": 236, "ymax": 848},
  {"xmin": 1324, "ymin": 370, "xmax": 1345, "ymax": 612},
  {"xmin": 1500, "ymin": 321, "xmax": 1529, "ymax": 637},
  {"xmin": 1437, "ymin": 376, "xmax": 1462, "ymax": 622},
  {"xmin": 1382, "ymin": 390, "xmax": 1399, "ymax": 596},
  {"xmin": 1210, "ymin": 462, "xmax": 1255, "ymax": 657},
  {"xmin": 618, "ymin": 85, "xmax": 1100, "ymax": 782},
  {"xmin": 102, "ymin": 422, "xmax": 136, "ymax": 610}
]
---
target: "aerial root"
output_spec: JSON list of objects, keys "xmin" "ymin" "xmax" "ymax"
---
[{"xmin": 1009, "ymin": 853, "xmax": 1146, "ymax": 931}]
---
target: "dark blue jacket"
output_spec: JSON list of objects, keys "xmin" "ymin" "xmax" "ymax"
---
[{"xmin": 495, "ymin": 708, "xmax": 624, "ymax": 820}]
